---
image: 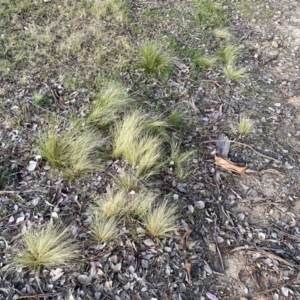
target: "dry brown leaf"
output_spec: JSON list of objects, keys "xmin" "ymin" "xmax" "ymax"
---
[{"xmin": 215, "ymin": 156, "xmax": 246, "ymax": 174}]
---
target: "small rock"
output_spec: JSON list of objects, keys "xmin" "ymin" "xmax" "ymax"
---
[
  {"xmin": 173, "ymin": 194, "xmax": 179, "ymax": 200},
  {"xmin": 258, "ymin": 232, "xmax": 266, "ymax": 241},
  {"xmin": 204, "ymin": 264, "xmax": 213, "ymax": 275},
  {"xmin": 143, "ymin": 238, "xmax": 155, "ymax": 247},
  {"xmin": 177, "ymin": 186, "xmax": 187, "ymax": 193},
  {"xmin": 216, "ymin": 236, "xmax": 224, "ymax": 243},
  {"xmin": 141, "ymin": 259, "xmax": 149, "ymax": 268},
  {"xmin": 271, "ymin": 41, "xmax": 278, "ymax": 48},
  {"xmin": 208, "ymin": 243, "xmax": 216, "ymax": 253},
  {"xmin": 77, "ymin": 274, "xmax": 92, "ymax": 285},
  {"xmin": 281, "ymin": 286, "xmax": 290, "ymax": 297},
  {"xmin": 27, "ymin": 161, "xmax": 37, "ymax": 171},
  {"xmin": 195, "ymin": 201, "xmax": 205, "ymax": 209}
]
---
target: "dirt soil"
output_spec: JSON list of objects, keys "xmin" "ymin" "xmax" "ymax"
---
[{"xmin": 0, "ymin": 0, "xmax": 300, "ymax": 300}]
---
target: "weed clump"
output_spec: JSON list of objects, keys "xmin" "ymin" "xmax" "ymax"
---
[
  {"xmin": 193, "ymin": 0, "xmax": 229, "ymax": 28},
  {"xmin": 91, "ymin": 0, "xmax": 130, "ymax": 25},
  {"xmin": 170, "ymin": 141, "xmax": 194, "ymax": 181},
  {"xmin": 168, "ymin": 110, "xmax": 184, "ymax": 128}
]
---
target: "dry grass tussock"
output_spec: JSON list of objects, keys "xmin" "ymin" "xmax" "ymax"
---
[
  {"xmin": 38, "ymin": 124, "xmax": 100, "ymax": 180},
  {"xmin": 143, "ymin": 201, "xmax": 179, "ymax": 238},
  {"xmin": 89, "ymin": 216, "xmax": 119, "ymax": 243},
  {"xmin": 139, "ymin": 40, "xmax": 176, "ymax": 78},
  {"xmin": 170, "ymin": 140, "xmax": 195, "ymax": 180},
  {"xmin": 87, "ymin": 82, "xmax": 134, "ymax": 128},
  {"xmin": 238, "ymin": 117, "xmax": 255, "ymax": 135},
  {"xmin": 114, "ymin": 169, "xmax": 141, "ymax": 192},
  {"xmin": 93, "ymin": 190, "xmax": 128, "ymax": 219},
  {"xmin": 126, "ymin": 190, "xmax": 156, "ymax": 219},
  {"xmin": 112, "ymin": 110, "xmax": 164, "ymax": 177},
  {"xmin": 223, "ymin": 64, "xmax": 248, "ymax": 82},
  {"xmin": 9, "ymin": 223, "xmax": 78, "ymax": 274},
  {"xmin": 218, "ymin": 44, "xmax": 242, "ymax": 65}
]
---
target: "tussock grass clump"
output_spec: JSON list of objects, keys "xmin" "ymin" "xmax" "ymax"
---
[
  {"xmin": 87, "ymin": 82, "xmax": 134, "ymax": 128},
  {"xmin": 127, "ymin": 190, "xmax": 155, "ymax": 218},
  {"xmin": 38, "ymin": 125, "xmax": 100, "ymax": 180},
  {"xmin": 89, "ymin": 216, "xmax": 119, "ymax": 243},
  {"xmin": 218, "ymin": 44, "xmax": 242, "ymax": 65},
  {"xmin": 168, "ymin": 110, "xmax": 184, "ymax": 128},
  {"xmin": 238, "ymin": 117, "xmax": 254, "ymax": 136},
  {"xmin": 213, "ymin": 28, "xmax": 233, "ymax": 40},
  {"xmin": 112, "ymin": 111, "xmax": 164, "ymax": 177},
  {"xmin": 193, "ymin": 54, "xmax": 218, "ymax": 70},
  {"xmin": 223, "ymin": 65, "xmax": 248, "ymax": 82},
  {"xmin": 33, "ymin": 92, "xmax": 43, "ymax": 104},
  {"xmin": 9, "ymin": 223, "xmax": 78, "ymax": 274},
  {"xmin": 114, "ymin": 170, "xmax": 141, "ymax": 192},
  {"xmin": 143, "ymin": 201, "xmax": 179, "ymax": 238},
  {"xmin": 139, "ymin": 41, "xmax": 176, "ymax": 78},
  {"xmin": 94, "ymin": 190, "xmax": 128, "ymax": 219},
  {"xmin": 170, "ymin": 141, "xmax": 194, "ymax": 180}
]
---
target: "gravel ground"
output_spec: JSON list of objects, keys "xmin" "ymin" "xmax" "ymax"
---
[{"xmin": 1, "ymin": 0, "xmax": 300, "ymax": 299}]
